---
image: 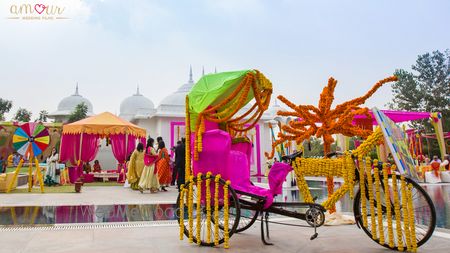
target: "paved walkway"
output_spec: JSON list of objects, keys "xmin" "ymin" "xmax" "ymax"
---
[
  {"xmin": 1, "ymin": 220, "xmax": 449, "ymax": 253},
  {"xmin": 0, "ymin": 186, "xmax": 179, "ymax": 206}
]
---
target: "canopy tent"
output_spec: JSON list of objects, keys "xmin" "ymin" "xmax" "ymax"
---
[
  {"xmin": 59, "ymin": 112, "xmax": 146, "ymax": 182},
  {"xmin": 353, "ymin": 110, "xmax": 432, "ymax": 125},
  {"xmin": 353, "ymin": 110, "xmax": 446, "ymax": 159}
]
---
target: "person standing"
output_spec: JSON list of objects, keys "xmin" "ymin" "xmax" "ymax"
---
[
  {"xmin": 156, "ymin": 141, "xmax": 171, "ymax": 191},
  {"xmin": 174, "ymin": 138, "xmax": 186, "ymax": 189},
  {"xmin": 127, "ymin": 143, "xmax": 145, "ymax": 190},
  {"xmin": 139, "ymin": 138, "xmax": 160, "ymax": 193},
  {"xmin": 45, "ymin": 147, "xmax": 59, "ymax": 186}
]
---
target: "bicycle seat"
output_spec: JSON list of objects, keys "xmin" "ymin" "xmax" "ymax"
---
[{"xmin": 282, "ymin": 151, "xmax": 303, "ymax": 162}]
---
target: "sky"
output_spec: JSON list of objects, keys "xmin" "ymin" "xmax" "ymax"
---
[{"xmin": 1, "ymin": 0, "xmax": 449, "ymax": 120}]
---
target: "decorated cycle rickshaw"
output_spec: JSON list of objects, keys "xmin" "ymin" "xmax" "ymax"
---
[{"xmin": 177, "ymin": 70, "xmax": 436, "ymax": 252}]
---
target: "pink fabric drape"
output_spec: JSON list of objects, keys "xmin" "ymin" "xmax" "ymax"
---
[
  {"xmin": 110, "ymin": 134, "xmax": 137, "ymax": 169},
  {"xmin": 59, "ymin": 133, "xmax": 100, "ymax": 164},
  {"xmin": 60, "ymin": 133, "xmax": 100, "ymax": 183}
]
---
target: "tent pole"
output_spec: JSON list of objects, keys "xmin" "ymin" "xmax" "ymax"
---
[{"xmin": 78, "ymin": 133, "xmax": 84, "ymax": 166}]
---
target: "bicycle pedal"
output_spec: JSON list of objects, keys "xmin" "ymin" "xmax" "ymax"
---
[{"xmin": 310, "ymin": 233, "xmax": 318, "ymax": 240}]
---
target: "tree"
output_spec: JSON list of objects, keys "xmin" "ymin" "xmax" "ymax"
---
[
  {"xmin": 68, "ymin": 102, "xmax": 88, "ymax": 123},
  {"xmin": 0, "ymin": 98, "xmax": 12, "ymax": 121},
  {"xmin": 14, "ymin": 108, "xmax": 32, "ymax": 122},
  {"xmin": 390, "ymin": 49, "xmax": 450, "ymax": 156},
  {"xmin": 36, "ymin": 110, "xmax": 49, "ymax": 122},
  {"xmin": 390, "ymin": 50, "xmax": 450, "ymax": 128}
]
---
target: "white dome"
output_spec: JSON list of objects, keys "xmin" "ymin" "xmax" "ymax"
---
[
  {"xmin": 119, "ymin": 88, "xmax": 155, "ymax": 120},
  {"xmin": 160, "ymin": 80, "xmax": 194, "ymax": 107},
  {"xmin": 157, "ymin": 68, "xmax": 196, "ymax": 116},
  {"xmin": 50, "ymin": 85, "xmax": 93, "ymax": 117}
]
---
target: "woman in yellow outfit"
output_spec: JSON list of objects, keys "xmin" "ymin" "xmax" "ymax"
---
[{"xmin": 127, "ymin": 143, "xmax": 145, "ymax": 190}]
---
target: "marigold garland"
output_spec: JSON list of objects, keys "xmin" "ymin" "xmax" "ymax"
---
[
  {"xmin": 206, "ymin": 172, "xmax": 212, "ymax": 244},
  {"xmin": 188, "ymin": 175, "xmax": 194, "ymax": 243},
  {"xmin": 185, "ymin": 96, "xmax": 191, "ymax": 181},
  {"xmin": 407, "ymin": 184, "xmax": 418, "ymax": 252},
  {"xmin": 365, "ymin": 157, "xmax": 377, "ymax": 240},
  {"xmin": 401, "ymin": 176, "xmax": 412, "ymax": 251},
  {"xmin": 214, "ymin": 174, "xmax": 221, "ymax": 246},
  {"xmin": 383, "ymin": 164, "xmax": 395, "ymax": 248},
  {"xmin": 223, "ymin": 180, "xmax": 230, "ymax": 249},
  {"xmin": 196, "ymin": 173, "xmax": 203, "ymax": 245},
  {"xmin": 179, "ymin": 184, "xmax": 185, "ymax": 240},
  {"xmin": 373, "ymin": 164, "xmax": 385, "ymax": 244},
  {"xmin": 358, "ymin": 156, "xmax": 368, "ymax": 228},
  {"xmin": 392, "ymin": 171, "xmax": 404, "ymax": 251}
]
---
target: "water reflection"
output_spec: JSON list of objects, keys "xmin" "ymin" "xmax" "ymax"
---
[
  {"xmin": 1, "ymin": 182, "xmax": 448, "ymax": 229},
  {"xmin": 0, "ymin": 204, "xmax": 178, "ymax": 225}
]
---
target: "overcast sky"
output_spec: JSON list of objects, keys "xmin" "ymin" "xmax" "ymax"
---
[{"xmin": 1, "ymin": 0, "xmax": 449, "ymax": 120}]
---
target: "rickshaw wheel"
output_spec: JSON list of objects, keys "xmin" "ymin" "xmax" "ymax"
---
[
  {"xmin": 218, "ymin": 207, "xmax": 259, "ymax": 233},
  {"xmin": 353, "ymin": 174, "xmax": 436, "ymax": 251},
  {"xmin": 176, "ymin": 175, "xmax": 241, "ymax": 246}
]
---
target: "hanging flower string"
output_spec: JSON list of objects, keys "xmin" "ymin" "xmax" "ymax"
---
[
  {"xmin": 392, "ymin": 171, "xmax": 404, "ymax": 251},
  {"xmin": 358, "ymin": 156, "xmax": 368, "ymax": 227},
  {"xmin": 223, "ymin": 180, "xmax": 230, "ymax": 249},
  {"xmin": 196, "ymin": 173, "xmax": 203, "ymax": 245},
  {"xmin": 214, "ymin": 175, "xmax": 221, "ymax": 246},
  {"xmin": 188, "ymin": 175, "xmax": 194, "ymax": 243},
  {"xmin": 373, "ymin": 164, "xmax": 385, "ymax": 244},
  {"xmin": 206, "ymin": 172, "xmax": 212, "ymax": 244},
  {"xmin": 383, "ymin": 164, "xmax": 395, "ymax": 248},
  {"xmin": 401, "ymin": 175, "xmax": 412, "ymax": 251},
  {"xmin": 179, "ymin": 184, "xmax": 185, "ymax": 240}
]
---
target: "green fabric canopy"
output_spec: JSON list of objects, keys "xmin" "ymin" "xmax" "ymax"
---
[{"xmin": 187, "ymin": 69, "xmax": 256, "ymax": 114}]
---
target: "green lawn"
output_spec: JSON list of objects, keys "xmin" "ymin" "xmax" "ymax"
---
[{"xmin": 5, "ymin": 167, "xmax": 30, "ymax": 174}]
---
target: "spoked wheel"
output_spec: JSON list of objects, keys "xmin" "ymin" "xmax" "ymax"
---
[
  {"xmin": 176, "ymin": 175, "xmax": 241, "ymax": 246},
  {"xmin": 354, "ymin": 174, "xmax": 436, "ymax": 251},
  {"xmin": 222, "ymin": 207, "xmax": 259, "ymax": 233}
]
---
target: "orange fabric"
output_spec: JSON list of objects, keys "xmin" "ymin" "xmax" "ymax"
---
[
  {"xmin": 431, "ymin": 162, "xmax": 440, "ymax": 177},
  {"xmin": 62, "ymin": 112, "xmax": 146, "ymax": 138},
  {"xmin": 157, "ymin": 148, "xmax": 171, "ymax": 185}
]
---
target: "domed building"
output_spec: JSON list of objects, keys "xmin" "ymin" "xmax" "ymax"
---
[
  {"xmin": 119, "ymin": 87, "xmax": 155, "ymax": 121},
  {"xmin": 49, "ymin": 84, "xmax": 94, "ymax": 123}
]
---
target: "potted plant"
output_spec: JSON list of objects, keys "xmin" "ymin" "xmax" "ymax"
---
[{"xmin": 74, "ymin": 177, "xmax": 84, "ymax": 193}]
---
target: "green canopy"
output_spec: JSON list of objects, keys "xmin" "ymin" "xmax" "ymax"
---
[{"xmin": 187, "ymin": 69, "xmax": 256, "ymax": 114}]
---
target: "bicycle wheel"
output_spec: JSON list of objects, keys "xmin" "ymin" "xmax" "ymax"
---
[
  {"xmin": 226, "ymin": 207, "xmax": 258, "ymax": 233},
  {"xmin": 353, "ymin": 174, "xmax": 436, "ymax": 251},
  {"xmin": 176, "ymin": 175, "xmax": 240, "ymax": 246}
]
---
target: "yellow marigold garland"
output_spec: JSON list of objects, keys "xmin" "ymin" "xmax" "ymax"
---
[
  {"xmin": 185, "ymin": 96, "xmax": 191, "ymax": 181},
  {"xmin": 196, "ymin": 173, "xmax": 202, "ymax": 245},
  {"xmin": 188, "ymin": 175, "xmax": 194, "ymax": 243},
  {"xmin": 223, "ymin": 180, "xmax": 230, "ymax": 249},
  {"xmin": 206, "ymin": 172, "xmax": 212, "ymax": 244},
  {"xmin": 392, "ymin": 171, "xmax": 404, "ymax": 251},
  {"xmin": 352, "ymin": 127, "xmax": 384, "ymax": 157},
  {"xmin": 383, "ymin": 164, "xmax": 395, "ymax": 248},
  {"xmin": 365, "ymin": 157, "xmax": 377, "ymax": 240},
  {"xmin": 214, "ymin": 174, "xmax": 221, "ymax": 246},
  {"xmin": 407, "ymin": 184, "xmax": 417, "ymax": 252},
  {"xmin": 179, "ymin": 184, "xmax": 185, "ymax": 240},
  {"xmin": 373, "ymin": 164, "xmax": 385, "ymax": 244},
  {"xmin": 401, "ymin": 176, "xmax": 412, "ymax": 251},
  {"xmin": 358, "ymin": 156, "xmax": 368, "ymax": 228}
]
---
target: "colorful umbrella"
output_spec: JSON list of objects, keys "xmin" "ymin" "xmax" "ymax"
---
[{"xmin": 12, "ymin": 123, "xmax": 50, "ymax": 157}]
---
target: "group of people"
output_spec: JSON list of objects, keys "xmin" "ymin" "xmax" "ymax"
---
[{"xmin": 127, "ymin": 136, "xmax": 185, "ymax": 193}]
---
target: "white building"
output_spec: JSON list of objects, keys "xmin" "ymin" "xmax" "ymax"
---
[{"xmin": 49, "ymin": 84, "xmax": 94, "ymax": 123}]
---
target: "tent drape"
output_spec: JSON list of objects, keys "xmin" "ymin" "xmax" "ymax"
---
[{"xmin": 110, "ymin": 134, "xmax": 136, "ymax": 166}]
